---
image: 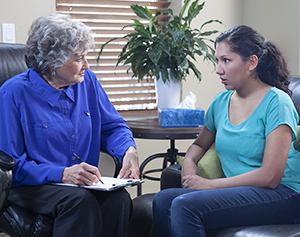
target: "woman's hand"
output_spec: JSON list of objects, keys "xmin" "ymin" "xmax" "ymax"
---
[
  {"xmin": 118, "ymin": 146, "xmax": 140, "ymax": 179},
  {"xmin": 182, "ymin": 174, "xmax": 211, "ymax": 190},
  {"xmin": 61, "ymin": 162, "xmax": 101, "ymax": 186}
]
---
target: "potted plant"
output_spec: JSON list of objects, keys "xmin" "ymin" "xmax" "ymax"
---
[{"xmin": 98, "ymin": 0, "xmax": 222, "ymax": 108}]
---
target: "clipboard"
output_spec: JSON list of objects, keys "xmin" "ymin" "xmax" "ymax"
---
[{"xmin": 52, "ymin": 177, "xmax": 144, "ymax": 191}]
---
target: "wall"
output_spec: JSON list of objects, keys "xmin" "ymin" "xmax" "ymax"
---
[
  {"xmin": 0, "ymin": 0, "xmax": 55, "ymax": 43},
  {"xmin": 1, "ymin": 0, "xmax": 300, "ymax": 198},
  {"xmin": 243, "ymin": 0, "xmax": 300, "ymax": 76}
]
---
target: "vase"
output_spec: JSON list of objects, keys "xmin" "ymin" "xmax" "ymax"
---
[{"xmin": 155, "ymin": 70, "xmax": 182, "ymax": 110}]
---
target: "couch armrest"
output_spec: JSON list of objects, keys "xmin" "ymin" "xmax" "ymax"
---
[{"xmin": 160, "ymin": 164, "xmax": 182, "ymax": 190}]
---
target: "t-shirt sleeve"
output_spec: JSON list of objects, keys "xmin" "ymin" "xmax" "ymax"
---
[
  {"xmin": 204, "ymin": 103, "xmax": 216, "ymax": 133},
  {"xmin": 265, "ymin": 91, "xmax": 299, "ymax": 141}
]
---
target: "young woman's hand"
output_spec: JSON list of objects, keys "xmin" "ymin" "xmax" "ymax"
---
[{"xmin": 182, "ymin": 174, "xmax": 211, "ymax": 190}]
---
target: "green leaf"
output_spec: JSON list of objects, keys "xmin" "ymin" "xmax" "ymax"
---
[
  {"xmin": 200, "ymin": 19, "xmax": 223, "ymax": 30},
  {"xmin": 156, "ymin": 9, "xmax": 173, "ymax": 19},
  {"xmin": 187, "ymin": 0, "xmax": 204, "ymax": 25},
  {"xmin": 199, "ymin": 30, "xmax": 219, "ymax": 37},
  {"xmin": 149, "ymin": 48, "xmax": 162, "ymax": 66},
  {"xmin": 130, "ymin": 4, "xmax": 152, "ymax": 20},
  {"xmin": 132, "ymin": 19, "xmax": 145, "ymax": 29},
  {"xmin": 189, "ymin": 61, "xmax": 202, "ymax": 82},
  {"xmin": 196, "ymin": 38, "xmax": 209, "ymax": 55},
  {"xmin": 179, "ymin": 0, "xmax": 192, "ymax": 21},
  {"xmin": 160, "ymin": 66, "xmax": 169, "ymax": 83},
  {"xmin": 97, "ymin": 37, "xmax": 119, "ymax": 63},
  {"xmin": 170, "ymin": 30, "xmax": 185, "ymax": 46},
  {"xmin": 179, "ymin": 57, "xmax": 189, "ymax": 71}
]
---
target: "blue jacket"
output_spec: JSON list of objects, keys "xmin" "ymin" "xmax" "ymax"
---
[{"xmin": 0, "ymin": 68, "xmax": 136, "ymax": 187}]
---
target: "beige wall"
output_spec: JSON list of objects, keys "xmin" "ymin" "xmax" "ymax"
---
[
  {"xmin": 1, "ymin": 0, "xmax": 300, "ymax": 198},
  {"xmin": 243, "ymin": 0, "xmax": 300, "ymax": 76},
  {"xmin": 0, "ymin": 0, "xmax": 55, "ymax": 43}
]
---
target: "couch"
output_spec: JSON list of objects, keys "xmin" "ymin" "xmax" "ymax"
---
[{"xmin": 126, "ymin": 76, "xmax": 300, "ymax": 237}]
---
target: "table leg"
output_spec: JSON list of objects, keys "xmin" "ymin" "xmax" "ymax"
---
[{"xmin": 137, "ymin": 140, "xmax": 186, "ymax": 196}]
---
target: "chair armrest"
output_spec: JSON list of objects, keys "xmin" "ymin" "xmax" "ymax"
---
[
  {"xmin": 0, "ymin": 151, "xmax": 15, "ymax": 216},
  {"xmin": 160, "ymin": 164, "xmax": 182, "ymax": 190},
  {"xmin": 100, "ymin": 149, "xmax": 122, "ymax": 178},
  {"xmin": 0, "ymin": 150, "xmax": 15, "ymax": 171},
  {"xmin": 0, "ymin": 202, "xmax": 53, "ymax": 237},
  {"xmin": 110, "ymin": 154, "xmax": 122, "ymax": 178}
]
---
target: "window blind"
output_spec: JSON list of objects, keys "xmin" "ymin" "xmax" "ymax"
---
[{"xmin": 56, "ymin": 0, "xmax": 171, "ymax": 112}]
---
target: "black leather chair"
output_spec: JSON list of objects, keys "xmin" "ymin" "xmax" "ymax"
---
[
  {"xmin": 126, "ymin": 76, "xmax": 300, "ymax": 237},
  {"xmin": 0, "ymin": 151, "xmax": 15, "ymax": 215},
  {"xmin": 0, "ymin": 43, "xmax": 28, "ymax": 87},
  {"xmin": 0, "ymin": 43, "xmax": 123, "ymax": 237}
]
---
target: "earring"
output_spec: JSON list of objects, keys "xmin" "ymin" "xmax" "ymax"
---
[{"xmin": 51, "ymin": 71, "xmax": 56, "ymax": 77}]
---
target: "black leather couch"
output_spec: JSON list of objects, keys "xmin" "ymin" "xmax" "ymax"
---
[
  {"xmin": 126, "ymin": 77, "xmax": 300, "ymax": 237},
  {"xmin": 0, "ymin": 43, "xmax": 123, "ymax": 237}
]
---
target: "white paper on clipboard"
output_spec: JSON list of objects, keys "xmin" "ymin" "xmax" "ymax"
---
[{"xmin": 51, "ymin": 177, "xmax": 144, "ymax": 191}]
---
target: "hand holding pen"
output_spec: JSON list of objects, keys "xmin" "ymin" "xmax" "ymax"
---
[{"xmin": 73, "ymin": 153, "xmax": 104, "ymax": 185}]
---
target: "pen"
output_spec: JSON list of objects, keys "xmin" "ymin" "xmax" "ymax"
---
[
  {"xmin": 73, "ymin": 153, "xmax": 104, "ymax": 185},
  {"xmin": 73, "ymin": 153, "xmax": 84, "ymax": 163}
]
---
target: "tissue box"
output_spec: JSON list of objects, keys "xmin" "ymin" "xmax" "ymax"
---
[{"xmin": 158, "ymin": 108, "xmax": 205, "ymax": 128}]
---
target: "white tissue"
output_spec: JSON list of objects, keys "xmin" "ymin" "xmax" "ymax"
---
[{"xmin": 175, "ymin": 91, "xmax": 197, "ymax": 109}]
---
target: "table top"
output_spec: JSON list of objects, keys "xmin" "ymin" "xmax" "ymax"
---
[{"xmin": 126, "ymin": 118, "xmax": 202, "ymax": 140}]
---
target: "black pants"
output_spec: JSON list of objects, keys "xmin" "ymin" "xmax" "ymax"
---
[{"xmin": 8, "ymin": 184, "xmax": 132, "ymax": 237}]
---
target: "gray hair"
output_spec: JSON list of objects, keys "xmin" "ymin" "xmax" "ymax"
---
[{"xmin": 25, "ymin": 13, "xmax": 94, "ymax": 75}]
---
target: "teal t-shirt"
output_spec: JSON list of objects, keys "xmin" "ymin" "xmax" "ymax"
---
[{"xmin": 205, "ymin": 87, "xmax": 300, "ymax": 193}]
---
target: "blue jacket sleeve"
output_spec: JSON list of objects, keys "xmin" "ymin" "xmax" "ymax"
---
[{"xmin": 91, "ymin": 72, "xmax": 136, "ymax": 161}]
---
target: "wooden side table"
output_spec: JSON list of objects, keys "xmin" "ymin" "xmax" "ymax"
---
[{"xmin": 126, "ymin": 118, "xmax": 202, "ymax": 195}]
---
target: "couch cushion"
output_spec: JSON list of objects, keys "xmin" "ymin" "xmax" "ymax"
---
[
  {"xmin": 177, "ymin": 143, "xmax": 225, "ymax": 179},
  {"xmin": 126, "ymin": 193, "xmax": 155, "ymax": 237},
  {"xmin": 293, "ymin": 126, "xmax": 300, "ymax": 152}
]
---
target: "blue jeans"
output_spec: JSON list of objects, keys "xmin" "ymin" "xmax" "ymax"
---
[{"xmin": 153, "ymin": 185, "xmax": 300, "ymax": 237}]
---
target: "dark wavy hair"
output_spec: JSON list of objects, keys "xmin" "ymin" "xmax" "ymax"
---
[{"xmin": 215, "ymin": 25, "xmax": 291, "ymax": 95}]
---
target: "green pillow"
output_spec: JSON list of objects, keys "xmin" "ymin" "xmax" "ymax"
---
[
  {"xmin": 293, "ymin": 126, "xmax": 300, "ymax": 152},
  {"xmin": 177, "ymin": 143, "xmax": 225, "ymax": 179}
]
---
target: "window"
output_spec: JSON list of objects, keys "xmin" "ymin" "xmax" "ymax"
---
[{"xmin": 56, "ymin": 0, "xmax": 171, "ymax": 114}]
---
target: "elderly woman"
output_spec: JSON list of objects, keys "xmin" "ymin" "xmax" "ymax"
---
[{"xmin": 0, "ymin": 14, "xmax": 139, "ymax": 236}]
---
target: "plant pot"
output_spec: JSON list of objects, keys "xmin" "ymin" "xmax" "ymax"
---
[{"xmin": 155, "ymin": 70, "xmax": 182, "ymax": 110}]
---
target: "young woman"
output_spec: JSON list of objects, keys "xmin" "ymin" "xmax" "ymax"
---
[{"xmin": 153, "ymin": 25, "xmax": 300, "ymax": 237}]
